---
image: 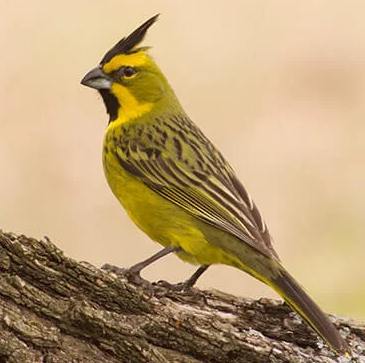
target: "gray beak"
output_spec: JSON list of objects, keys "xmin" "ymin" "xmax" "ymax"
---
[{"xmin": 81, "ymin": 66, "xmax": 112, "ymax": 90}]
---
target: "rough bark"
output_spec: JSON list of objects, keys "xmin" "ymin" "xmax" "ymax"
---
[{"xmin": 0, "ymin": 231, "xmax": 363, "ymax": 363}]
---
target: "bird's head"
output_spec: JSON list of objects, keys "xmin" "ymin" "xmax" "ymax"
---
[{"xmin": 81, "ymin": 15, "xmax": 172, "ymax": 123}]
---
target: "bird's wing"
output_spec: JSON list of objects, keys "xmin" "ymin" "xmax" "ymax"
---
[{"xmin": 115, "ymin": 120, "xmax": 278, "ymax": 259}]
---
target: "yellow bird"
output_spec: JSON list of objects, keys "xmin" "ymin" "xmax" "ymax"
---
[{"xmin": 81, "ymin": 15, "xmax": 348, "ymax": 354}]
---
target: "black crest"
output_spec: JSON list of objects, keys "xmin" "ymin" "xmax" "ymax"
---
[{"xmin": 100, "ymin": 14, "xmax": 159, "ymax": 65}]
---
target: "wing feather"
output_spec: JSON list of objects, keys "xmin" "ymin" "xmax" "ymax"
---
[{"xmin": 115, "ymin": 125, "xmax": 277, "ymax": 259}]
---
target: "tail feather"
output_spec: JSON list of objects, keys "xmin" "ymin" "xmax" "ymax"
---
[{"xmin": 271, "ymin": 268, "xmax": 349, "ymax": 354}]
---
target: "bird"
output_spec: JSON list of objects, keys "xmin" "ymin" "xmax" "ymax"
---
[{"xmin": 81, "ymin": 14, "xmax": 348, "ymax": 354}]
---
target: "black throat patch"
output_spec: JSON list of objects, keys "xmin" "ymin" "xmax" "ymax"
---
[{"xmin": 99, "ymin": 89, "xmax": 119, "ymax": 123}]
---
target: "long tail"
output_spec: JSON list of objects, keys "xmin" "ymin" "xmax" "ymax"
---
[{"xmin": 270, "ymin": 267, "xmax": 349, "ymax": 354}]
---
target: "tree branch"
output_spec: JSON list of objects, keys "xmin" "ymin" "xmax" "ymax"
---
[{"xmin": 0, "ymin": 231, "xmax": 363, "ymax": 362}]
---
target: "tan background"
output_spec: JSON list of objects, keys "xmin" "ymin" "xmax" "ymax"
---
[{"xmin": 1, "ymin": 1, "xmax": 364, "ymax": 318}]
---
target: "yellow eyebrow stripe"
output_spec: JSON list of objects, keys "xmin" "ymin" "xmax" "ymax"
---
[{"xmin": 102, "ymin": 52, "xmax": 148, "ymax": 73}]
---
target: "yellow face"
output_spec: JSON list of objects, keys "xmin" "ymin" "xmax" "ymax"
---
[
  {"xmin": 102, "ymin": 51, "xmax": 157, "ymax": 124},
  {"xmin": 82, "ymin": 50, "xmax": 169, "ymax": 124}
]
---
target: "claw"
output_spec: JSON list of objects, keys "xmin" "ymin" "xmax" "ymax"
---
[{"xmin": 101, "ymin": 263, "xmax": 150, "ymax": 286}]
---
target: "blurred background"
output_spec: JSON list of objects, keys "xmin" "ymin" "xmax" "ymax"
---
[{"xmin": 0, "ymin": 1, "xmax": 364, "ymax": 318}]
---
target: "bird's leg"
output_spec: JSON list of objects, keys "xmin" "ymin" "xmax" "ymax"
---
[
  {"xmin": 156, "ymin": 265, "xmax": 209, "ymax": 291},
  {"xmin": 128, "ymin": 246, "xmax": 181, "ymax": 276},
  {"xmin": 181, "ymin": 265, "xmax": 209, "ymax": 289},
  {"xmin": 102, "ymin": 246, "xmax": 181, "ymax": 285}
]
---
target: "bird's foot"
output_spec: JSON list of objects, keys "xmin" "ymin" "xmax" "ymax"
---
[
  {"xmin": 152, "ymin": 279, "xmax": 208, "ymax": 304},
  {"xmin": 153, "ymin": 279, "xmax": 194, "ymax": 293},
  {"xmin": 101, "ymin": 263, "xmax": 150, "ymax": 287}
]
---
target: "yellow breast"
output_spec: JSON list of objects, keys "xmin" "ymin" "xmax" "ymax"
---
[{"xmin": 102, "ymin": 138, "xmax": 239, "ymax": 267}]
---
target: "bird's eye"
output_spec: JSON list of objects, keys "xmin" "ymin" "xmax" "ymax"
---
[{"xmin": 120, "ymin": 66, "xmax": 137, "ymax": 78}]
